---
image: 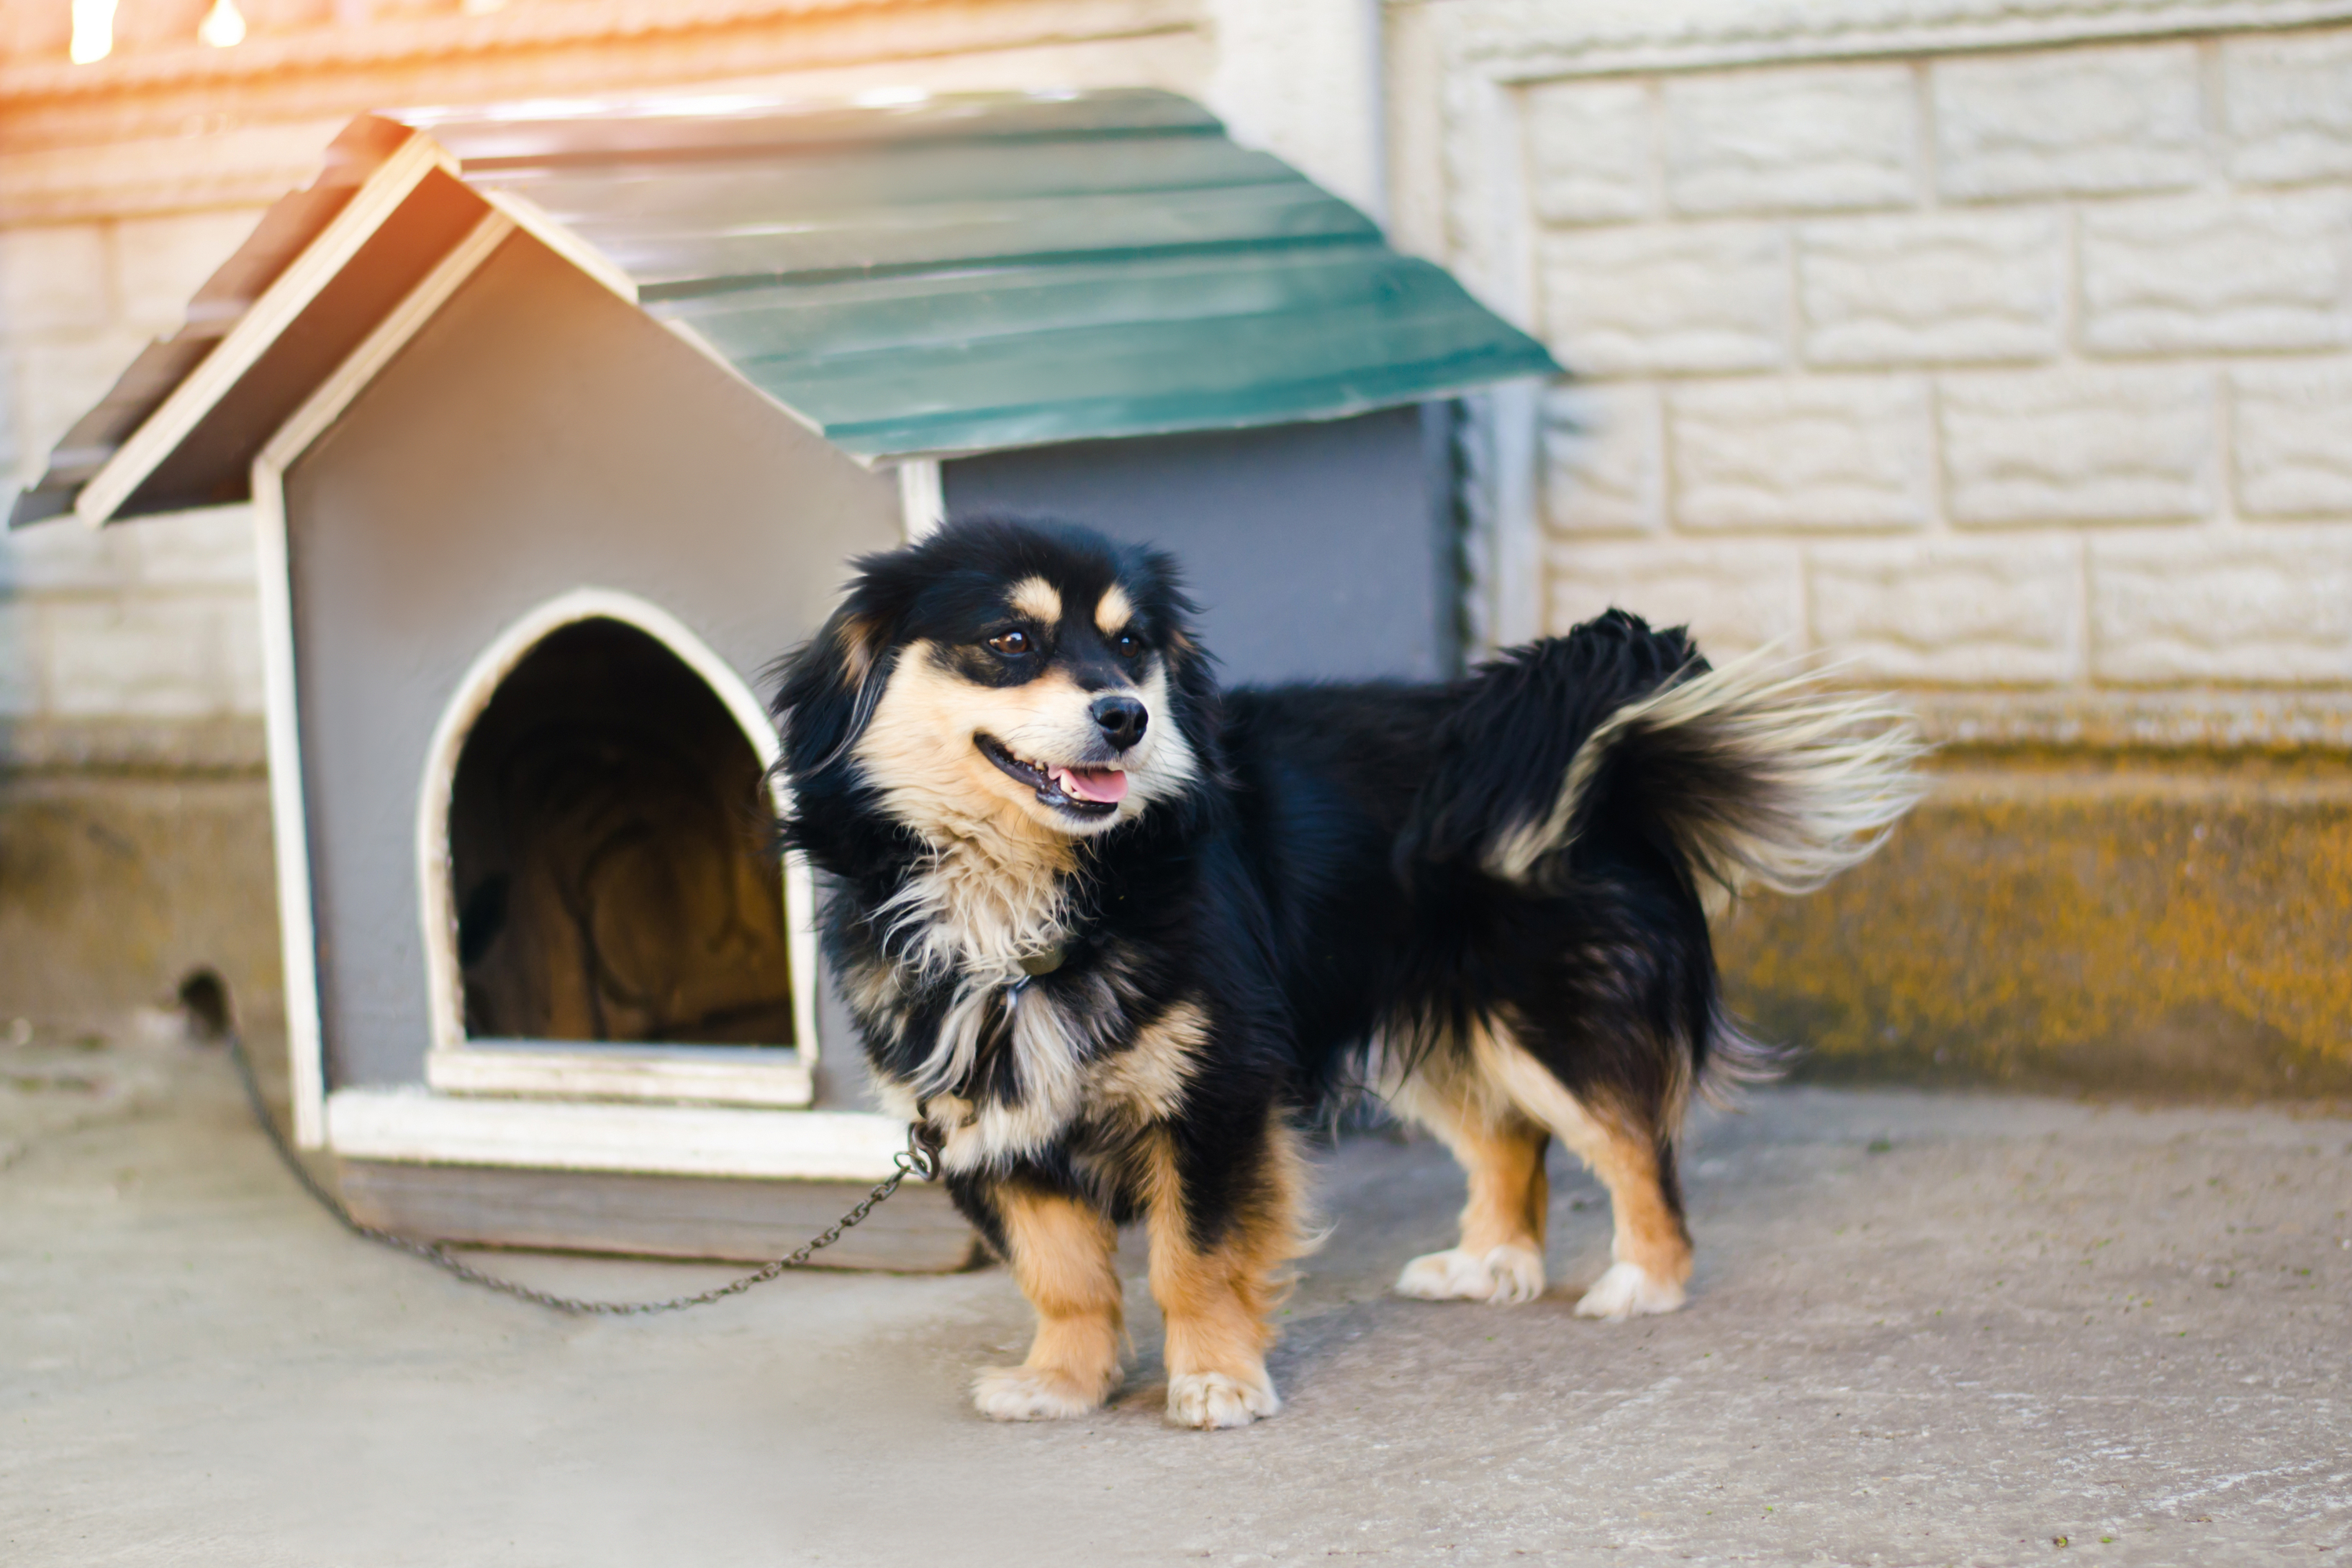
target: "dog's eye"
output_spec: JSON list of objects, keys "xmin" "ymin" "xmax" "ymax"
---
[
  {"xmin": 1112, "ymin": 631, "xmax": 1143, "ymax": 659},
  {"xmin": 987, "ymin": 630, "xmax": 1032, "ymax": 656}
]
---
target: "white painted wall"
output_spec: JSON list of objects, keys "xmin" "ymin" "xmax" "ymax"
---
[
  {"xmin": 1392, "ymin": 0, "xmax": 2352, "ymax": 724},
  {"xmin": 1203, "ymin": 0, "xmax": 1386, "ymax": 218}
]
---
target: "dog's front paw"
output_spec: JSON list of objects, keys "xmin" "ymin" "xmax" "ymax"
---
[
  {"xmin": 1395, "ymin": 1243, "xmax": 1545, "ymax": 1305},
  {"xmin": 1166, "ymin": 1370, "xmax": 1279, "ymax": 1429},
  {"xmin": 971, "ymin": 1364, "xmax": 1107, "ymax": 1421},
  {"xmin": 1573, "ymin": 1261, "xmax": 1686, "ymax": 1321}
]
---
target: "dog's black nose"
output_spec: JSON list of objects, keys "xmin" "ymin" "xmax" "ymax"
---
[{"xmin": 1091, "ymin": 695, "xmax": 1149, "ymax": 753}]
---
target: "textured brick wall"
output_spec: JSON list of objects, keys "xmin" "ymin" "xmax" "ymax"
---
[
  {"xmin": 19, "ymin": 3, "xmax": 2352, "ymax": 735},
  {"xmin": 1522, "ymin": 25, "xmax": 2352, "ymax": 695},
  {"xmin": 1, "ymin": 210, "xmax": 267, "ymax": 739}
]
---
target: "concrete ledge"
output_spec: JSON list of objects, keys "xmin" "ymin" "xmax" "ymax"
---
[
  {"xmin": 0, "ymin": 716, "xmax": 267, "ymax": 775},
  {"xmin": 5, "ymin": 742, "xmax": 2349, "ymax": 1099},
  {"xmin": 1908, "ymin": 689, "xmax": 2352, "ymax": 755},
  {"xmin": 0, "ymin": 768, "xmax": 280, "ymax": 1025},
  {"xmin": 1722, "ymin": 749, "xmax": 2352, "ymax": 1097}
]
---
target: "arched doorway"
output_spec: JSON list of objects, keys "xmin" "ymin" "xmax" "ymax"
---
[
  {"xmin": 416, "ymin": 591, "xmax": 817, "ymax": 1106},
  {"xmin": 450, "ymin": 615, "xmax": 794, "ymax": 1044}
]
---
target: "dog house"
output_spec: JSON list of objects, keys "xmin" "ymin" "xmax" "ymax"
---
[{"xmin": 13, "ymin": 90, "xmax": 1555, "ymax": 1267}]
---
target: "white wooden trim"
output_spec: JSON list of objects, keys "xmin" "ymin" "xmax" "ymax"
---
[
  {"xmin": 1448, "ymin": 74, "xmax": 1547, "ymax": 655},
  {"xmin": 424, "ymin": 1044, "xmax": 811, "ymax": 1109},
  {"xmin": 480, "ymin": 188, "xmax": 640, "ymax": 303},
  {"xmin": 241, "ymin": 209, "xmax": 516, "ymax": 1148},
  {"xmin": 412, "ymin": 587, "xmax": 822, "ymax": 1108},
  {"xmin": 77, "ymin": 132, "xmax": 459, "ymax": 528},
  {"xmin": 1356, "ymin": 0, "xmax": 1391, "ymax": 229},
  {"xmin": 896, "ymin": 457, "xmax": 945, "ymax": 541},
  {"xmin": 325, "ymin": 1089, "xmax": 906, "ymax": 1181},
  {"xmin": 249, "ymin": 459, "xmax": 328, "ymax": 1148},
  {"xmin": 260, "ymin": 210, "xmax": 515, "ymax": 472},
  {"xmin": 1485, "ymin": 378, "xmax": 1545, "ymax": 649}
]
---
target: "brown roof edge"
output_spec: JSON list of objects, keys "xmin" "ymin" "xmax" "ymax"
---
[
  {"xmin": 9, "ymin": 114, "xmax": 415, "ymax": 530},
  {"xmin": 117, "ymin": 164, "xmax": 493, "ymax": 520}
]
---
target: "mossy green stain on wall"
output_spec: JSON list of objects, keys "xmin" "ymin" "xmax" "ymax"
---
[
  {"xmin": 1721, "ymin": 751, "xmax": 2352, "ymax": 1096},
  {"xmin": 0, "ymin": 772, "xmax": 282, "ymax": 1028},
  {"xmin": 5, "ymin": 750, "xmax": 2350, "ymax": 1099}
]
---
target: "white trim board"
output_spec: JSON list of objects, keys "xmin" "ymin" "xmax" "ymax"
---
[
  {"xmin": 249, "ymin": 466, "xmax": 328, "ymax": 1149},
  {"xmin": 1441, "ymin": 71, "xmax": 1545, "ymax": 657},
  {"xmin": 412, "ymin": 587, "xmax": 822, "ymax": 1109},
  {"xmin": 1471, "ymin": 379, "xmax": 1545, "ymax": 652},
  {"xmin": 325, "ymin": 1090, "xmax": 907, "ymax": 1182},
  {"xmin": 78, "ymin": 132, "xmax": 459, "ymax": 527},
  {"xmin": 260, "ymin": 210, "xmax": 515, "ymax": 470},
  {"xmin": 481, "ymin": 189, "xmax": 640, "ymax": 303},
  {"xmin": 426, "ymin": 1044, "xmax": 812, "ymax": 1109},
  {"xmin": 897, "ymin": 457, "xmax": 945, "ymax": 541},
  {"xmin": 248, "ymin": 207, "xmax": 518, "ymax": 1150}
]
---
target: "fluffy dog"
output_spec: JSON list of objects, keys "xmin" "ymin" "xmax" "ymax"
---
[{"xmin": 772, "ymin": 518, "xmax": 1919, "ymax": 1429}]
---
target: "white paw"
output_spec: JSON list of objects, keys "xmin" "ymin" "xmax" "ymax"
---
[
  {"xmin": 1394, "ymin": 1243, "xmax": 1546, "ymax": 1305},
  {"xmin": 1479, "ymin": 1243, "xmax": 1547, "ymax": 1305},
  {"xmin": 1166, "ymin": 1370, "xmax": 1279, "ymax": 1429},
  {"xmin": 971, "ymin": 1365, "xmax": 1105, "ymax": 1421},
  {"xmin": 1573, "ymin": 1261, "xmax": 1686, "ymax": 1321}
]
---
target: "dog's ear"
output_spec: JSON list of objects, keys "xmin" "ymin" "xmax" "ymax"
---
[
  {"xmin": 771, "ymin": 572, "xmax": 905, "ymax": 786},
  {"xmin": 1134, "ymin": 546, "xmax": 1226, "ymax": 778}
]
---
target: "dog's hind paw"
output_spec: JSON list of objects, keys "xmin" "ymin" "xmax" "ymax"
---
[
  {"xmin": 1573, "ymin": 1261, "xmax": 1686, "ymax": 1321},
  {"xmin": 1166, "ymin": 1370, "xmax": 1279, "ymax": 1429},
  {"xmin": 971, "ymin": 1365, "xmax": 1107, "ymax": 1421},
  {"xmin": 1394, "ymin": 1243, "xmax": 1545, "ymax": 1305}
]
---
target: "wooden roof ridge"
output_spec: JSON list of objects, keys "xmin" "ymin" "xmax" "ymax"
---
[{"xmin": 12, "ymin": 88, "xmax": 1559, "ymax": 530}]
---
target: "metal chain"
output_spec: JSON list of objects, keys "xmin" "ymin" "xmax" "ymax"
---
[{"xmin": 224, "ymin": 1027, "xmax": 941, "ymax": 1316}]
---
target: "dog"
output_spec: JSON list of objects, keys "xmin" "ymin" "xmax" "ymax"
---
[{"xmin": 771, "ymin": 518, "xmax": 1921, "ymax": 1429}]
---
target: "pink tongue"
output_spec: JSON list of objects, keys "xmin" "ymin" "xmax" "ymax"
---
[{"xmin": 1054, "ymin": 766, "xmax": 1129, "ymax": 804}]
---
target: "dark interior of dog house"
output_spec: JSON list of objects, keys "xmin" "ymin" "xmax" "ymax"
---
[{"xmin": 446, "ymin": 617, "xmax": 796, "ymax": 1050}]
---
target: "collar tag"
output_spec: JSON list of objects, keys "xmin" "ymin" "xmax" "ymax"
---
[{"xmin": 1016, "ymin": 946, "xmax": 1066, "ymax": 978}]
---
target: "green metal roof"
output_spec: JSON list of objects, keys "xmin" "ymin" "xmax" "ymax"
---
[
  {"xmin": 14, "ymin": 89, "xmax": 1558, "ymax": 526},
  {"xmin": 413, "ymin": 89, "xmax": 1558, "ymax": 459}
]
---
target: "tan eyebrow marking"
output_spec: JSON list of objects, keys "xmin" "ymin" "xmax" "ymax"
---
[
  {"xmin": 1007, "ymin": 576, "xmax": 1062, "ymax": 624},
  {"xmin": 835, "ymin": 610, "xmax": 884, "ymax": 686},
  {"xmin": 1095, "ymin": 583, "xmax": 1135, "ymax": 636}
]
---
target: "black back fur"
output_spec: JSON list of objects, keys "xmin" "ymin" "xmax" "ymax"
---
[{"xmin": 771, "ymin": 521, "xmax": 1741, "ymax": 1251}]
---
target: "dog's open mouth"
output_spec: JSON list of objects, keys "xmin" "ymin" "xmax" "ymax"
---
[{"xmin": 976, "ymin": 734, "xmax": 1127, "ymax": 816}]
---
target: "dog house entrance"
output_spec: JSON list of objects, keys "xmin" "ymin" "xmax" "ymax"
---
[{"xmin": 446, "ymin": 617, "xmax": 797, "ymax": 1052}]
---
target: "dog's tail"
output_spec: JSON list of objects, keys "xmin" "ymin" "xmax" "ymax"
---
[
  {"xmin": 1405, "ymin": 609, "xmax": 1924, "ymax": 898},
  {"xmin": 1399, "ymin": 611, "xmax": 1925, "ymax": 1084}
]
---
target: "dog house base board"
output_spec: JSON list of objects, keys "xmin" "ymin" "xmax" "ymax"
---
[
  {"xmin": 336, "ymin": 1160, "xmax": 981, "ymax": 1272},
  {"xmin": 323, "ymin": 1088, "xmax": 907, "ymax": 1178}
]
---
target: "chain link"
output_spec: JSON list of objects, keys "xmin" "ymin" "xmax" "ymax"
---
[{"xmin": 225, "ymin": 1027, "xmax": 940, "ymax": 1316}]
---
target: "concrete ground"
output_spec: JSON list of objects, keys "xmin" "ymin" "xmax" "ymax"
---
[{"xmin": 2, "ymin": 1022, "xmax": 2347, "ymax": 1566}]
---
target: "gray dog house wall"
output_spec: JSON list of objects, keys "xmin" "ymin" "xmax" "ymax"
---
[{"xmin": 13, "ymin": 90, "xmax": 1556, "ymax": 1267}]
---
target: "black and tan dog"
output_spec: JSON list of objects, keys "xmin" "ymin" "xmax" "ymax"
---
[{"xmin": 773, "ymin": 519, "xmax": 1919, "ymax": 1428}]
